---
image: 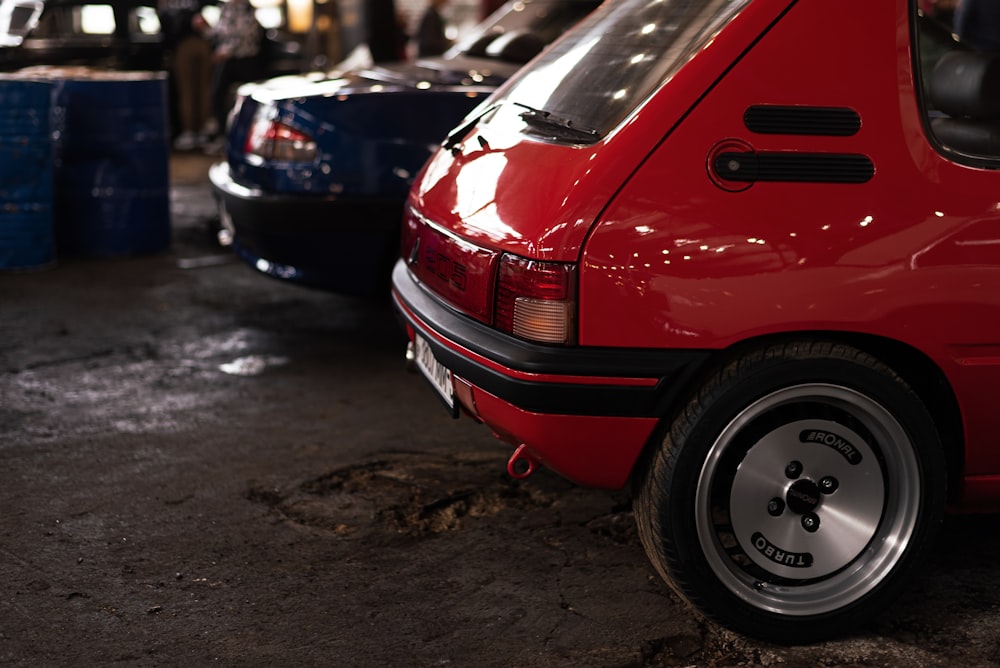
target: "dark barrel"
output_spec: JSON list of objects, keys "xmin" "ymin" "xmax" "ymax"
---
[
  {"xmin": 51, "ymin": 71, "xmax": 171, "ymax": 257},
  {"xmin": 0, "ymin": 76, "xmax": 54, "ymax": 271}
]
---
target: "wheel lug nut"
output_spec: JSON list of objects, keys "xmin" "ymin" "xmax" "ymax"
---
[
  {"xmin": 767, "ymin": 498, "xmax": 785, "ymax": 516},
  {"xmin": 819, "ymin": 476, "xmax": 839, "ymax": 494},
  {"xmin": 801, "ymin": 513, "xmax": 820, "ymax": 532},
  {"xmin": 785, "ymin": 460, "xmax": 803, "ymax": 479}
]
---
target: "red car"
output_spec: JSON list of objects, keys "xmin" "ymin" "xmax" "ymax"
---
[{"xmin": 392, "ymin": 0, "xmax": 1000, "ymax": 642}]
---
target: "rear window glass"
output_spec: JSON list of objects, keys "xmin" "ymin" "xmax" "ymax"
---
[
  {"xmin": 450, "ymin": 0, "xmax": 601, "ymax": 63},
  {"xmin": 29, "ymin": 4, "xmax": 116, "ymax": 36},
  {"xmin": 0, "ymin": 0, "xmax": 42, "ymax": 45},
  {"xmin": 488, "ymin": 0, "xmax": 751, "ymax": 138},
  {"xmin": 80, "ymin": 5, "xmax": 114, "ymax": 34}
]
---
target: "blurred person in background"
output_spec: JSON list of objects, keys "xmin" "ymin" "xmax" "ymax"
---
[
  {"xmin": 365, "ymin": 0, "xmax": 408, "ymax": 62},
  {"xmin": 479, "ymin": 0, "xmax": 503, "ymax": 20},
  {"xmin": 198, "ymin": 0, "xmax": 263, "ymax": 151},
  {"xmin": 416, "ymin": 0, "xmax": 451, "ymax": 57},
  {"xmin": 159, "ymin": 0, "xmax": 214, "ymax": 150}
]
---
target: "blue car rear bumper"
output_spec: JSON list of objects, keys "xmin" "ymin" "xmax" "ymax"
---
[{"xmin": 209, "ymin": 161, "xmax": 402, "ymax": 298}]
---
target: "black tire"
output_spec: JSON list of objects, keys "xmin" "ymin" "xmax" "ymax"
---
[{"xmin": 634, "ymin": 341, "xmax": 947, "ymax": 643}]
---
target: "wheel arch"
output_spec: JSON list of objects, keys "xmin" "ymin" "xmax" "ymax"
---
[{"xmin": 642, "ymin": 330, "xmax": 965, "ymax": 502}]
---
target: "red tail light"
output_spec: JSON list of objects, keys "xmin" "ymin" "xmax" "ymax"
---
[
  {"xmin": 244, "ymin": 112, "xmax": 317, "ymax": 163},
  {"xmin": 495, "ymin": 254, "xmax": 576, "ymax": 345}
]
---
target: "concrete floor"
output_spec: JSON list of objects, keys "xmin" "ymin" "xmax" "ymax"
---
[{"xmin": 2, "ymin": 152, "xmax": 1000, "ymax": 666}]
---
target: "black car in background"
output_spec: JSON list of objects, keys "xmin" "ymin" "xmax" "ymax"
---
[
  {"xmin": 0, "ymin": 0, "xmax": 164, "ymax": 71},
  {"xmin": 0, "ymin": 0, "xmax": 301, "ymax": 74}
]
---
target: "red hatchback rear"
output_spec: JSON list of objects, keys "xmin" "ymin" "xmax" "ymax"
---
[{"xmin": 392, "ymin": 0, "xmax": 1000, "ymax": 642}]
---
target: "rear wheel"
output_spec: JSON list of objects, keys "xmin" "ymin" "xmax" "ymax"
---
[{"xmin": 634, "ymin": 341, "xmax": 946, "ymax": 643}]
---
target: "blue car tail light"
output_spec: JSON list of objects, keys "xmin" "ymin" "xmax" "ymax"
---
[{"xmin": 244, "ymin": 108, "xmax": 318, "ymax": 164}]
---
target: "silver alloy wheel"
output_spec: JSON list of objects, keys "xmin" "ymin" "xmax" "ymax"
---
[{"xmin": 695, "ymin": 383, "xmax": 921, "ymax": 617}]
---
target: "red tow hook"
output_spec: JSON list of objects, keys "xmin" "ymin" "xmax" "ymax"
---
[{"xmin": 507, "ymin": 444, "xmax": 540, "ymax": 479}]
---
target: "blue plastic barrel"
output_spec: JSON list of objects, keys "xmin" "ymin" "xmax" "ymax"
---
[
  {"xmin": 0, "ymin": 76, "xmax": 55, "ymax": 271},
  {"xmin": 52, "ymin": 72, "xmax": 171, "ymax": 257}
]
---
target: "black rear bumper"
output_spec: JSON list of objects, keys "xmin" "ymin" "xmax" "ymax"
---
[{"xmin": 391, "ymin": 259, "xmax": 710, "ymax": 417}]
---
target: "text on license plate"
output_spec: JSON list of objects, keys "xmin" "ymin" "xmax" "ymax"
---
[{"xmin": 414, "ymin": 334, "xmax": 456, "ymax": 413}]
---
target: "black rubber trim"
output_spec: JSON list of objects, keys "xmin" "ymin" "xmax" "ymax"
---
[
  {"xmin": 392, "ymin": 260, "xmax": 710, "ymax": 417},
  {"xmin": 713, "ymin": 152, "xmax": 874, "ymax": 184},
  {"xmin": 744, "ymin": 105, "xmax": 861, "ymax": 136}
]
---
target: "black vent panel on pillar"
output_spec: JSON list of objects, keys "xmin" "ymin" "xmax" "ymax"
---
[{"xmin": 744, "ymin": 105, "xmax": 861, "ymax": 136}]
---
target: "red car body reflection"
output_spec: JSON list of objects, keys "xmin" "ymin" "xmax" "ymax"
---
[{"xmin": 392, "ymin": 0, "xmax": 1000, "ymax": 642}]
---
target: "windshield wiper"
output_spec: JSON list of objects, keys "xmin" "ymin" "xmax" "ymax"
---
[
  {"xmin": 443, "ymin": 102, "xmax": 501, "ymax": 154},
  {"xmin": 513, "ymin": 102, "xmax": 599, "ymax": 143},
  {"xmin": 443, "ymin": 101, "xmax": 600, "ymax": 154}
]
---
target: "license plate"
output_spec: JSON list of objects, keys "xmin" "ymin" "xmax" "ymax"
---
[{"xmin": 414, "ymin": 334, "xmax": 457, "ymax": 416}]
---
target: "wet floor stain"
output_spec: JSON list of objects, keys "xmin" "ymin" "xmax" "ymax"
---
[{"xmin": 218, "ymin": 354, "xmax": 290, "ymax": 376}]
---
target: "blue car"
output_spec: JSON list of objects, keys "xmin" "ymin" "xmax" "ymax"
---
[{"xmin": 208, "ymin": 0, "xmax": 599, "ymax": 297}]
